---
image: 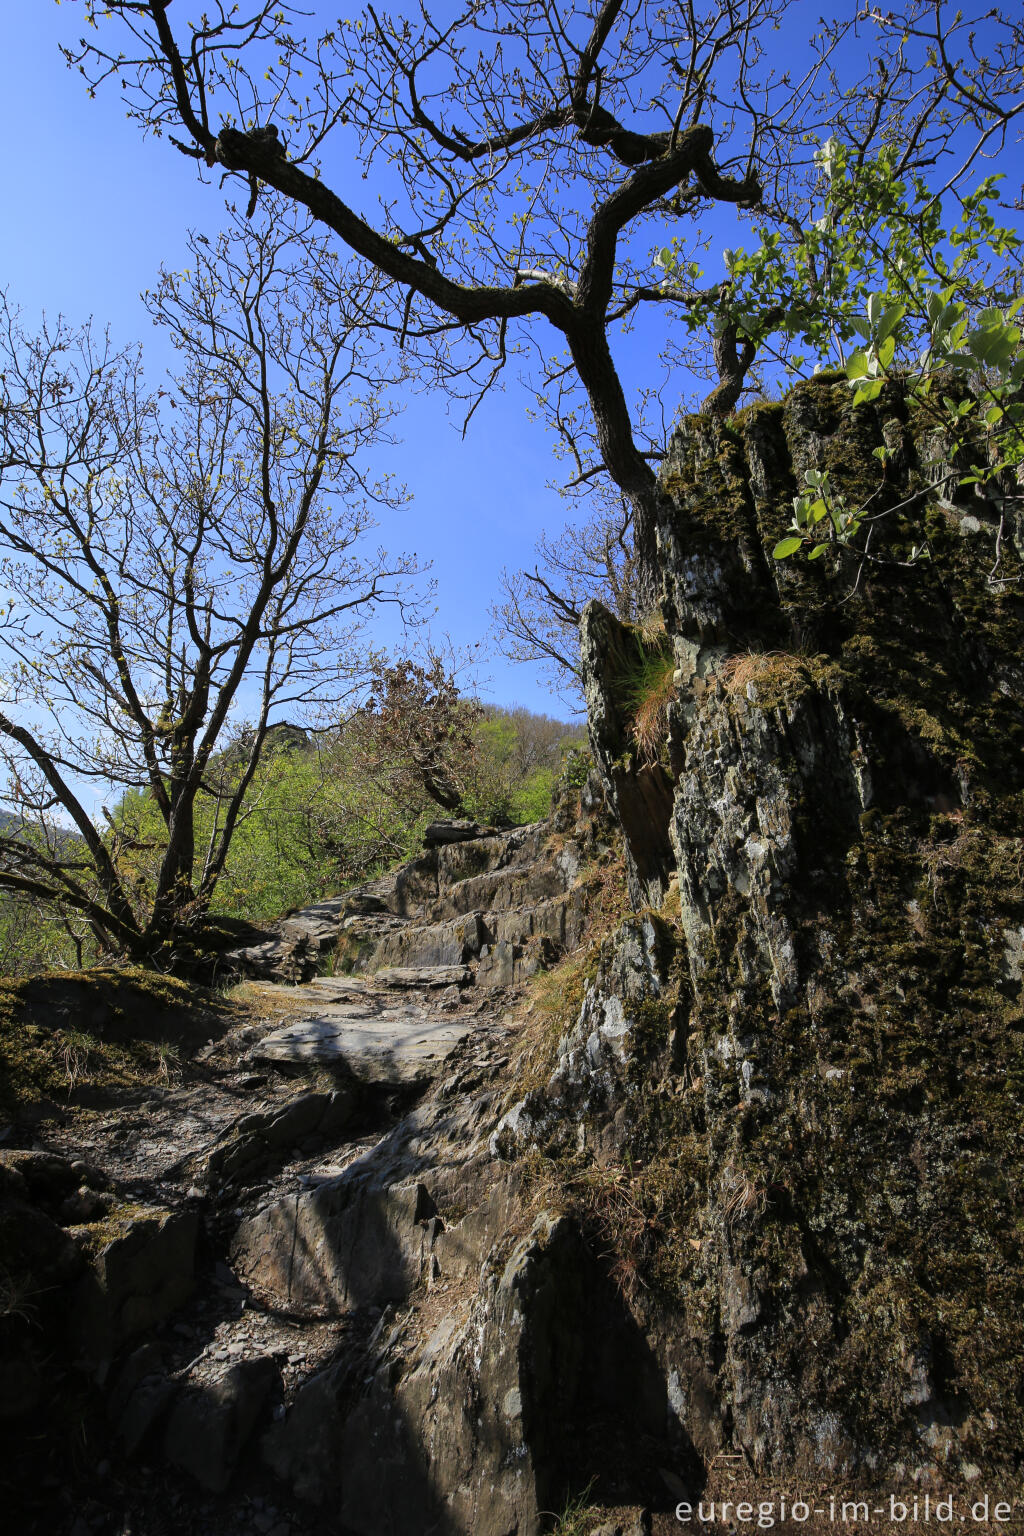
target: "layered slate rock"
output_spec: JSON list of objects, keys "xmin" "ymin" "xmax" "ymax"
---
[
  {"xmin": 232, "ymin": 1177, "xmax": 440, "ymax": 1315},
  {"xmin": 201, "ymin": 1088, "xmax": 356, "ymax": 1186},
  {"xmin": 423, "ymin": 818, "xmax": 494, "ymax": 845},
  {"xmin": 580, "ymin": 600, "xmax": 676, "ymax": 909},
  {"xmin": 69, "ymin": 1203, "xmax": 199, "ymax": 1367},
  {"xmin": 225, "ymin": 817, "xmax": 597, "ymax": 989},
  {"xmin": 163, "ymin": 1356, "xmax": 279, "ymax": 1492},
  {"xmin": 253, "ymin": 1005, "xmax": 471, "ymax": 1087},
  {"xmin": 235, "ymin": 1016, "xmax": 674, "ymax": 1530},
  {"xmin": 563, "ymin": 379, "xmax": 1024, "ymax": 1486}
]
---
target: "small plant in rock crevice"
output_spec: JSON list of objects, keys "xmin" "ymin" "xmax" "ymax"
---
[
  {"xmin": 0, "ymin": 1264, "xmax": 32, "ymax": 1323},
  {"xmin": 544, "ymin": 1480, "xmax": 600, "ymax": 1536},
  {"xmin": 615, "ymin": 626, "xmax": 677, "ymax": 763}
]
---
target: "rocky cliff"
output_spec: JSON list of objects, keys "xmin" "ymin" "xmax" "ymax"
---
[
  {"xmin": 4, "ymin": 375, "xmax": 1024, "ymax": 1534},
  {"xmin": 567, "ymin": 376, "xmax": 1024, "ymax": 1488}
]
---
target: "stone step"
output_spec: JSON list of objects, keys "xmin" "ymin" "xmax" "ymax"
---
[
  {"xmin": 368, "ymin": 911, "xmax": 487, "ymax": 971},
  {"xmin": 304, "ymin": 976, "xmax": 370, "ymax": 999},
  {"xmin": 371, "ymin": 965, "xmax": 472, "ymax": 990},
  {"xmin": 423, "ymin": 818, "xmax": 495, "ymax": 846},
  {"xmin": 488, "ymin": 886, "xmax": 590, "ymax": 952},
  {"xmin": 434, "ymin": 821, "xmax": 544, "ymax": 876},
  {"xmin": 432, "ymin": 860, "xmax": 567, "ymax": 920},
  {"xmin": 252, "ymin": 1008, "xmax": 470, "ymax": 1087}
]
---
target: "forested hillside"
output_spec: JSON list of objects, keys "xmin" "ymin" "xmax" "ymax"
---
[{"xmin": 0, "ymin": 700, "xmax": 584, "ymax": 974}]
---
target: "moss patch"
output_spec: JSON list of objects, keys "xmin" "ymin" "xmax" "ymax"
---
[
  {"xmin": 558, "ymin": 376, "xmax": 1024, "ymax": 1480},
  {"xmin": 0, "ymin": 967, "xmax": 233, "ymax": 1119},
  {"xmin": 66, "ymin": 1200, "xmax": 159, "ymax": 1259}
]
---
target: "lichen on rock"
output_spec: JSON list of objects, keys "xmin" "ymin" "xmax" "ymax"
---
[{"xmin": 565, "ymin": 376, "xmax": 1024, "ymax": 1488}]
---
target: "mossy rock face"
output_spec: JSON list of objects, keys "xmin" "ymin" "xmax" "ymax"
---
[
  {"xmin": 67, "ymin": 1201, "xmax": 199, "ymax": 1366},
  {"xmin": 571, "ymin": 379, "xmax": 1024, "ymax": 1487},
  {"xmin": 0, "ymin": 967, "xmax": 228, "ymax": 1119},
  {"xmin": 579, "ymin": 601, "xmax": 676, "ymax": 909}
]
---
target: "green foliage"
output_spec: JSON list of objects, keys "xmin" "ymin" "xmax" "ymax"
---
[
  {"xmin": 655, "ymin": 137, "xmax": 1022, "ymax": 389},
  {"xmin": 546, "ymin": 1482, "xmax": 599, "ymax": 1536},
  {"xmin": 659, "ymin": 136, "xmax": 1024, "ymax": 571},
  {"xmin": 0, "ymin": 892, "xmax": 99, "ymax": 978},
  {"xmin": 772, "ymin": 465, "xmax": 931, "ymax": 567},
  {"xmin": 113, "ymin": 728, "xmax": 434, "ymax": 928},
  {"xmin": 0, "ymin": 699, "xmax": 582, "ymax": 975},
  {"xmin": 0, "ymin": 671, "xmax": 581, "ymax": 977},
  {"xmin": 614, "ymin": 630, "xmax": 676, "ymax": 761},
  {"xmin": 558, "ymin": 745, "xmax": 593, "ymax": 797},
  {"xmin": 773, "ymin": 282, "xmax": 1024, "ymax": 566},
  {"xmin": 460, "ymin": 707, "xmax": 584, "ymax": 825}
]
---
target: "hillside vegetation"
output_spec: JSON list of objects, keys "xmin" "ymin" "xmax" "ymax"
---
[{"xmin": 0, "ymin": 702, "xmax": 585, "ymax": 977}]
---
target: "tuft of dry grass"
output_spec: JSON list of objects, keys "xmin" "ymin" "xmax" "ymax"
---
[
  {"xmin": 0, "ymin": 1264, "xmax": 32, "ymax": 1322},
  {"xmin": 629, "ymin": 649, "xmax": 678, "ymax": 762},
  {"xmin": 500, "ymin": 855, "xmax": 630, "ymax": 1108},
  {"xmin": 58, "ymin": 1029, "xmax": 92, "ymax": 1096},
  {"xmin": 720, "ymin": 650, "xmax": 787, "ymax": 694},
  {"xmin": 635, "ymin": 607, "xmax": 667, "ymax": 644},
  {"xmin": 721, "ymin": 1165, "xmax": 769, "ymax": 1225},
  {"xmin": 502, "ymin": 951, "xmax": 594, "ymax": 1106},
  {"xmin": 719, "ymin": 648, "xmax": 833, "ymax": 700}
]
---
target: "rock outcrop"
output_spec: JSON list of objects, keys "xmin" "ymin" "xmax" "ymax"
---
[
  {"xmin": 554, "ymin": 378, "xmax": 1024, "ymax": 1490},
  {"xmin": 226, "ymin": 817, "xmax": 592, "ymax": 988},
  {"xmin": 5, "ymin": 792, "xmax": 671, "ymax": 1533},
  {"xmin": 8, "ymin": 378, "xmax": 1024, "ymax": 1533}
]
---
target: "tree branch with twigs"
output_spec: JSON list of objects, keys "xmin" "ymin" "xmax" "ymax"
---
[{"xmin": 0, "ymin": 199, "xmax": 422, "ymax": 964}]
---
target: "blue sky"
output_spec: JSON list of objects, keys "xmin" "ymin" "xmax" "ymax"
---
[
  {"xmin": 4, "ymin": 3, "xmax": 1020, "ymax": 736},
  {"xmin": 1, "ymin": 4, "xmax": 592, "ymax": 717}
]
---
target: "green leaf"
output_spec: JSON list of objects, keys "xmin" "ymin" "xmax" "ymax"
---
[
  {"xmin": 846, "ymin": 350, "xmax": 870, "ymax": 381},
  {"xmin": 773, "ymin": 537, "xmax": 804, "ymax": 559},
  {"xmin": 807, "ymin": 542, "xmax": 828, "ymax": 560},
  {"xmin": 876, "ymin": 303, "xmax": 905, "ymax": 343},
  {"xmin": 853, "ymin": 379, "xmax": 883, "ymax": 406}
]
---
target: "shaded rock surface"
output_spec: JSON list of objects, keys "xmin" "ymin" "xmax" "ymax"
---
[
  {"xmin": 163, "ymin": 1356, "xmax": 280, "ymax": 1493},
  {"xmin": 253, "ymin": 1005, "xmax": 470, "ymax": 1085},
  {"xmin": 5, "ymin": 785, "xmax": 673, "ymax": 1536},
  {"xmin": 69, "ymin": 1203, "xmax": 199, "ymax": 1368},
  {"xmin": 558, "ymin": 380, "xmax": 1024, "ymax": 1490}
]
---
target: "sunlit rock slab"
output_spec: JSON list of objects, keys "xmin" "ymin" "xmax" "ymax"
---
[{"xmin": 252, "ymin": 1011, "xmax": 470, "ymax": 1086}]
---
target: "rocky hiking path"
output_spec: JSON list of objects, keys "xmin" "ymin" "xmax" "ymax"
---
[{"xmin": 5, "ymin": 809, "xmax": 667, "ymax": 1536}]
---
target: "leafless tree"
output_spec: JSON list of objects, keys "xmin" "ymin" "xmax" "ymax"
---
[
  {"xmin": 346, "ymin": 651, "xmax": 484, "ymax": 816},
  {"xmin": 66, "ymin": 2, "xmax": 1024, "ymax": 592},
  {"xmin": 0, "ymin": 201, "xmax": 418, "ymax": 963},
  {"xmin": 492, "ymin": 491, "xmax": 639, "ymax": 704}
]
